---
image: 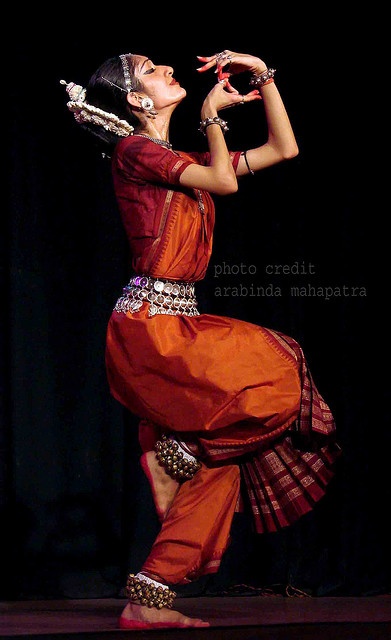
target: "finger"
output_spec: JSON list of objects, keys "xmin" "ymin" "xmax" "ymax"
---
[
  {"xmin": 217, "ymin": 69, "xmax": 237, "ymax": 93},
  {"xmin": 196, "ymin": 55, "xmax": 215, "ymax": 62},
  {"xmin": 216, "ymin": 70, "xmax": 238, "ymax": 94},
  {"xmin": 197, "ymin": 52, "xmax": 232, "ymax": 72},
  {"xmin": 214, "ymin": 53, "xmax": 233, "ymax": 73},
  {"xmin": 224, "ymin": 81, "xmax": 239, "ymax": 94},
  {"xmin": 217, "ymin": 66, "xmax": 231, "ymax": 82},
  {"xmin": 243, "ymin": 90, "xmax": 262, "ymax": 100},
  {"xmin": 196, "ymin": 55, "xmax": 216, "ymax": 72},
  {"xmin": 214, "ymin": 61, "xmax": 232, "ymax": 74},
  {"xmin": 237, "ymin": 91, "xmax": 262, "ymax": 104},
  {"xmin": 224, "ymin": 90, "xmax": 261, "ymax": 108},
  {"xmin": 196, "ymin": 62, "xmax": 215, "ymax": 72},
  {"xmin": 217, "ymin": 79, "xmax": 238, "ymax": 94}
]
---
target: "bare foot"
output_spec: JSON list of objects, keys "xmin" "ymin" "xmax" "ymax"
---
[
  {"xmin": 119, "ymin": 602, "xmax": 210, "ymax": 628},
  {"xmin": 140, "ymin": 451, "xmax": 180, "ymax": 521}
]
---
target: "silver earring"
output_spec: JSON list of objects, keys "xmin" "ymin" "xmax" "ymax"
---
[{"xmin": 140, "ymin": 97, "xmax": 155, "ymax": 112}]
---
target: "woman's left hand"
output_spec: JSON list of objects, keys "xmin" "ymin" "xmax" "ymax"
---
[{"xmin": 197, "ymin": 50, "xmax": 267, "ymax": 87}]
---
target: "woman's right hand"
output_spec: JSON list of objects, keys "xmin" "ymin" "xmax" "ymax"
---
[{"xmin": 200, "ymin": 77, "xmax": 261, "ymax": 120}]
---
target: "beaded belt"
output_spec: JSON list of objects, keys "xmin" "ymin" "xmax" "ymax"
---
[{"xmin": 114, "ymin": 275, "xmax": 200, "ymax": 317}]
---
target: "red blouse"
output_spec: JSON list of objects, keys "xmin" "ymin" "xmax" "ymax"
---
[{"xmin": 112, "ymin": 135, "xmax": 242, "ymax": 281}]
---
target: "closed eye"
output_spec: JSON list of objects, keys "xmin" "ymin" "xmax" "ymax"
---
[{"xmin": 140, "ymin": 58, "xmax": 156, "ymax": 74}]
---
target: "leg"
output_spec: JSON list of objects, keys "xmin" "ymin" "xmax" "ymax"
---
[
  {"xmin": 119, "ymin": 462, "xmax": 241, "ymax": 628},
  {"xmin": 140, "ymin": 450, "xmax": 179, "ymax": 522},
  {"xmin": 140, "ymin": 430, "xmax": 201, "ymax": 522}
]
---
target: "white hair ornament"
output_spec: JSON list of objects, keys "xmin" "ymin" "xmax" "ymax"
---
[{"xmin": 60, "ymin": 79, "xmax": 134, "ymax": 137}]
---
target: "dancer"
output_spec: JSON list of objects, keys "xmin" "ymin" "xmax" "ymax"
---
[{"xmin": 61, "ymin": 48, "xmax": 340, "ymax": 629}]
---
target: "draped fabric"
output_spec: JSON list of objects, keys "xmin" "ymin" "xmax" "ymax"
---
[
  {"xmin": 106, "ymin": 136, "xmax": 341, "ymax": 546},
  {"xmin": 239, "ymin": 327, "xmax": 340, "ymax": 533},
  {"xmin": 189, "ymin": 325, "xmax": 341, "ymax": 534},
  {"xmin": 142, "ymin": 463, "xmax": 242, "ymax": 584}
]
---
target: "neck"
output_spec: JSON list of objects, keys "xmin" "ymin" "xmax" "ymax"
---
[{"xmin": 137, "ymin": 116, "xmax": 170, "ymax": 143}]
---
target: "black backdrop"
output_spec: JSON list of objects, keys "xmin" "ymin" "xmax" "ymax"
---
[{"xmin": 2, "ymin": 12, "xmax": 388, "ymax": 601}]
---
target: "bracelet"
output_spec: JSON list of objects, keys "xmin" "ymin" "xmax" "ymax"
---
[
  {"xmin": 242, "ymin": 150, "xmax": 255, "ymax": 176},
  {"xmin": 249, "ymin": 68, "xmax": 276, "ymax": 88},
  {"xmin": 199, "ymin": 116, "xmax": 229, "ymax": 136}
]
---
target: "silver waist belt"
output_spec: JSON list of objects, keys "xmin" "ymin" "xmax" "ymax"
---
[{"xmin": 113, "ymin": 275, "xmax": 200, "ymax": 317}]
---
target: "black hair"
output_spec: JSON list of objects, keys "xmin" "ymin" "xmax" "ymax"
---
[{"xmin": 81, "ymin": 55, "xmax": 143, "ymax": 155}]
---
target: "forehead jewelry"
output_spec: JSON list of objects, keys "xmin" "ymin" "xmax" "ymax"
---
[
  {"xmin": 101, "ymin": 76, "xmax": 128, "ymax": 92},
  {"xmin": 119, "ymin": 53, "xmax": 134, "ymax": 92}
]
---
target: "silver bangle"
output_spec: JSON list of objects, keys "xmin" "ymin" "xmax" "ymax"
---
[
  {"xmin": 249, "ymin": 68, "xmax": 276, "ymax": 87},
  {"xmin": 199, "ymin": 116, "xmax": 229, "ymax": 136}
]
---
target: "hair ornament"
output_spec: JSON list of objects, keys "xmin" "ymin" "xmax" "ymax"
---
[
  {"xmin": 60, "ymin": 79, "xmax": 134, "ymax": 137},
  {"xmin": 61, "ymin": 80, "xmax": 87, "ymax": 102},
  {"xmin": 101, "ymin": 76, "xmax": 128, "ymax": 93},
  {"xmin": 119, "ymin": 53, "xmax": 134, "ymax": 92}
]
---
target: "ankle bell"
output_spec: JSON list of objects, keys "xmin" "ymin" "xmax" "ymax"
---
[
  {"xmin": 125, "ymin": 572, "xmax": 176, "ymax": 609},
  {"xmin": 154, "ymin": 434, "xmax": 201, "ymax": 481}
]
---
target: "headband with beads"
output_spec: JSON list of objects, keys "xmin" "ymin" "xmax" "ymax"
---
[{"xmin": 119, "ymin": 53, "xmax": 134, "ymax": 92}]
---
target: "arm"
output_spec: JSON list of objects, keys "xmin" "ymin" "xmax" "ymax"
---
[
  {"xmin": 178, "ymin": 82, "xmax": 240, "ymax": 196},
  {"xmin": 195, "ymin": 50, "xmax": 299, "ymax": 178},
  {"xmin": 178, "ymin": 57, "xmax": 261, "ymax": 195}
]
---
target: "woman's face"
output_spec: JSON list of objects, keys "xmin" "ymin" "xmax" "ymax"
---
[{"xmin": 132, "ymin": 55, "xmax": 186, "ymax": 109}]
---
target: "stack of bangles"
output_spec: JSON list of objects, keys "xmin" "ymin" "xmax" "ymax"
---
[
  {"xmin": 250, "ymin": 67, "xmax": 276, "ymax": 88},
  {"xmin": 199, "ymin": 116, "xmax": 228, "ymax": 136}
]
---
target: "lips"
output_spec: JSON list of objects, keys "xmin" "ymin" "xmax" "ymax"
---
[{"xmin": 170, "ymin": 79, "xmax": 179, "ymax": 85}]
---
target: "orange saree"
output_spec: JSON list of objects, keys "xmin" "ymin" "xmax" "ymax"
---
[{"xmin": 105, "ymin": 136, "xmax": 341, "ymax": 583}]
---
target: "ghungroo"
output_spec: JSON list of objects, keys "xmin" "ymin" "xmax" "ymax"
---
[
  {"xmin": 126, "ymin": 573, "xmax": 176, "ymax": 609},
  {"xmin": 155, "ymin": 434, "xmax": 201, "ymax": 481}
]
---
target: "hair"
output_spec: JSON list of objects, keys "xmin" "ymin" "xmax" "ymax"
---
[{"xmin": 82, "ymin": 54, "xmax": 143, "ymax": 153}]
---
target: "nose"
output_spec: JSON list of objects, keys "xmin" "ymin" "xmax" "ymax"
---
[{"xmin": 165, "ymin": 66, "xmax": 174, "ymax": 76}]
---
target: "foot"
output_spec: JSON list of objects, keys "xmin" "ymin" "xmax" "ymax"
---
[
  {"xmin": 119, "ymin": 602, "xmax": 210, "ymax": 628},
  {"xmin": 140, "ymin": 451, "xmax": 180, "ymax": 521}
]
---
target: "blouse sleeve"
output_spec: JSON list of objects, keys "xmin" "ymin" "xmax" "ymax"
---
[
  {"xmin": 114, "ymin": 138, "xmax": 244, "ymax": 185},
  {"xmin": 114, "ymin": 137, "xmax": 194, "ymax": 186},
  {"xmin": 179, "ymin": 149, "xmax": 243, "ymax": 173}
]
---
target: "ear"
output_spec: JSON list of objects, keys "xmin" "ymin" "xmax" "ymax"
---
[{"xmin": 126, "ymin": 92, "xmax": 141, "ymax": 108}]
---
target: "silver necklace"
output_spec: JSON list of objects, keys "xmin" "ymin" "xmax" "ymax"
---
[{"xmin": 135, "ymin": 133, "xmax": 172, "ymax": 150}]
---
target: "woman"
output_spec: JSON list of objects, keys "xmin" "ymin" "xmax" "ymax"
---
[{"xmin": 61, "ymin": 49, "xmax": 341, "ymax": 630}]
